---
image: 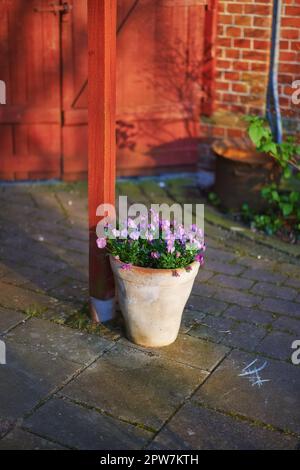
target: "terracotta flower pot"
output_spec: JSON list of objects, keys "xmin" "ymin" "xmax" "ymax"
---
[{"xmin": 110, "ymin": 256, "xmax": 200, "ymax": 348}]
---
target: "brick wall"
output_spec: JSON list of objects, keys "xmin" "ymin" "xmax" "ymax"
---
[{"xmin": 199, "ymin": 0, "xmax": 300, "ymax": 171}]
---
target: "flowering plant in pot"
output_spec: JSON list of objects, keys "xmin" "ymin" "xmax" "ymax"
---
[{"xmin": 97, "ymin": 211, "xmax": 205, "ymax": 347}]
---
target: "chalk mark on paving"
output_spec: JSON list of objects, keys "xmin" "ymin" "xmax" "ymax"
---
[{"xmin": 239, "ymin": 358, "xmax": 270, "ymax": 388}]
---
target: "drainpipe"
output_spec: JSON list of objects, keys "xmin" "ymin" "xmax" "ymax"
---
[{"xmin": 266, "ymin": 0, "xmax": 282, "ymax": 144}]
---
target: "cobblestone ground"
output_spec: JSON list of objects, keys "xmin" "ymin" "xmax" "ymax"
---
[{"xmin": 0, "ymin": 180, "xmax": 300, "ymax": 450}]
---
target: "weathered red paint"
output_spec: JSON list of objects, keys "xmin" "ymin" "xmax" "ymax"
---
[
  {"xmin": 0, "ymin": 0, "xmax": 216, "ymax": 181},
  {"xmin": 0, "ymin": 0, "xmax": 61, "ymax": 180},
  {"xmin": 88, "ymin": 0, "xmax": 116, "ymax": 301}
]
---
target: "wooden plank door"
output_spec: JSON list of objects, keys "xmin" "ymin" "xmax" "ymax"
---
[
  {"xmin": 61, "ymin": 0, "xmax": 211, "ymax": 180},
  {"xmin": 0, "ymin": 0, "xmax": 62, "ymax": 180},
  {"xmin": 116, "ymin": 0, "xmax": 208, "ymax": 175}
]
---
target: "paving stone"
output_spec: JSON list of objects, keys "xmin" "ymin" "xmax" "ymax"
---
[
  {"xmin": 0, "ymin": 428, "xmax": 66, "ymax": 450},
  {"xmin": 205, "ymin": 247, "xmax": 237, "ymax": 263},
  {"xmin": 0, "ymin": 340, "xmax": 80, "ymax": 420},
  {"xmin": 251, "ymin": 282, "xmax": 297, "ymax": 301},
  {"xmin": 48, "ymin": 281, "xmax": 88, "ymax": 303},
  {"xmin": 24, "ymin": 397, "xmax": 152, "ymax": 450},
  {"xmin": 121, "ymin": 334, "xmax": 229, "ymax": 372},
  {"xmin": 209, "ymin": 274, "xmax": 254, "ymax": 291},
  {"xmin": 188, "ymin": 316, "xmax": 235, "ymax": 344},
  {"xmin": 62, "ymin": 344, "xmax": 208, "ymax": 430},
  {"xmin": 260, "ymin": 298, "xmax": 300, "ymax": 318},
  {"xmin": 242, "ymin": 268, "xmax": 286, "ymax": 283},
  {"xmin": 256, "ymin": 331, "xmax": 294, "ymax": 361},
  {"xmin": 220, "ymin": 322, "xmax": 267, "ymax": 351},
  {"xmin": 204, "ymin": 260, "xmax": 245, "ymax": 276},
  {"xmin": 6, "ymin": 317, "xmax": 112, "ymax": 365},
  {"xmin": 284, "ymin": 277, "xmax": 300, "ymax": 289},
  {"xmin": 273, "ymin": 316, "xmax": 300, "ymax": 336},
  {"xmin": 193, "ymin": 350, "xmax": 300, "ymax": 435},
  {"xmin": 189, "ymin": 316, "xmax": 266, "ymax": 351},
  {"xmin": 195, "ymin": 269, "xmax": 215, "ymax": 283},
  {"xmin": 149, "ymin": 403, "xmax": 298, "ymax": 450},
  {"xmin": 223, "ymin": 305, "xmax": 275, "ymax": 326},
  {"xmin": 0, "ymin": 307, "xmax": 26, "ymax": 333},
  {"xmin": 274, "ymin": 263, "xmax": 300, "ymax": 279},
  {"xmin": 187, "ymin": 295, "xmax": 228, "ymax": 315},
  {"xmin": 213, "ymin": 287, "xmax": 261, "ymax": 308},
  {"xmin": 181, "ymin": 309, "xmax": 207, "ymax": 332},
  {"xmin": 0, "ymin": 281, "xmax": 60, "ymax": 313}
]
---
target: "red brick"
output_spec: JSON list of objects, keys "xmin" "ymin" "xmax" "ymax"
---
[
  {"xmin": 234, "ymin": 15, "xmax": 252, "ymax": 26},
  {"xmin": 242, "ymin": 50, "xmax": 268, "ymax": 61},
  {"xmin": 281, "ymin": 17, "xmax": 300, "ymax": 28},
  {"xmin": 225, "ymin": 49, "xmax": 240, "ymax": 59},
  {"xmin": 254, "ymin": 40, "xmax": 270, "ymax": 50},
  {"xmin": 232, "ymin": 83, "xmax": 248, "ymax": 93},
  {"xmin": 226, "ymin": 27, "xmax": 242, "ymax": 38},
  {"xmin": 285, "ymin": 6, "xmax": 300, "ymax": 15},
  {"xmin": 254, "ymin": 17, "xmax": 272, "ymax": 28},
  {"xmin": 280, "ymin": 51, "xmax": 298, "ymax": 62},
  {"xmin": 245, "ymin": 5, "xmax": 271, "ymax": 15},
  {"xmin": 281, "ymin": 29, "xmax": 299, "ymax": 40},
  {"xmin": 227, "ymin": 4, "xmax": 243, "ymax": 14},
  {"xmin": 233, "ymin": 39, "xmax": 251, "ymax": 48},
  {"xmin": 244, "ymin": 28, "xmax": 270, "ymax": 39}
]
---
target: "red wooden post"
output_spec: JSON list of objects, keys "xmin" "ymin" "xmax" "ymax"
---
[{"xmin": 88, "ymin": 0, "xmax": 117, "ymax": 322}]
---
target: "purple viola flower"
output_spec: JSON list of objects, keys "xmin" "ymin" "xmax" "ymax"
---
[
  {"xmin": 120, "ymin": 263, "xmax": 132, "ymax": 270},
  {"xmin": 151, "ymin": 251, "xmax": 160, "ymax": 259},
  {"xmin": 195, "ymin": 253, "xmax": 204, "ymax": 265}
]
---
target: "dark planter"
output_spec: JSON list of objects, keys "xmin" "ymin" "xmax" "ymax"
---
[{"xmin": 213, "ymin": 138, "xmax": 281, "ymax": 212}]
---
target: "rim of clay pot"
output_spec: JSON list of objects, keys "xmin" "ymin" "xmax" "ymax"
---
[{"xmin": 109, "ymin": 254, "xmax": 200, "ymax": 275}]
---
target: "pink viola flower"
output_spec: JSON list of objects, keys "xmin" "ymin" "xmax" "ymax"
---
[
  {"xmin": 166, "ymin": 239, "xmax": 175, "ymax": 253},
  {"xmin": 96, "ymin": 237, "xmax": 107, "ymax": 249},
  {"xmin": 195, "ymin": 253, "xmax": 204, "ymax": 265},
  {"xmin": 120, "ymin": 263, "xmax": 132, "ymax": 270},
  {"xmin": 151, "ymin": 251, "xmax": 160, "ymax": 259}
]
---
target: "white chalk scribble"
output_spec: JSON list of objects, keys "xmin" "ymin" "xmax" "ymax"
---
[{"xmin": 239, "ymin": 358, "xmax": 270, "ymax": 388}]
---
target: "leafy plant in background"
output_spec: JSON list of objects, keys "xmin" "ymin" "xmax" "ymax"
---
[{"xmin": 242, "ymin": 116, "xmax": 300, "ymax": 242}]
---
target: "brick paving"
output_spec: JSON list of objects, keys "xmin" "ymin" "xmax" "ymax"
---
[{"xmin": 0, "ymin": 181, "xmax": 300, "ymax": 450}]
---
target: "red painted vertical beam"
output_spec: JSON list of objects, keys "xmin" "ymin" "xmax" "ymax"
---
[
  {"xmin": 202, "ymin": 0, "xmax": 218, "ymax": 116},
  {"xmin": 88, "ymin": 0, "xmax": 116, "ymax": 318}
]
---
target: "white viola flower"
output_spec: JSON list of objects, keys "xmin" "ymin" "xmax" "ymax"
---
[
  {"xmin": 120, "ymin": 228, "xmax": 128, "ymax": 238},
  {"xmin": 111, "ymin": 228, "xmax": 120, "ymax": 238},
  {"xmin": 128, "ymin": 218, "xmax": 137, "ymax": 229},
  {"xmin": 129, "ymin": 230, "xmax": 140, "ymax": 241}
]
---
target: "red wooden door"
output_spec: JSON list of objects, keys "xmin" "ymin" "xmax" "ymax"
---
[
  {"xmin": 116, "ymin": 0, "xmax": 208, "ymax": 175},
  {"xmin": 0, "ymin": 0, "xmax": 214, "ymax": 181},
  {"xmin": 61, "ymin": 0, "xmax": 211, "ymax": 180},
  {"xmin": 0, "ymin": 0, "xmax": 62, "ymax": 180}
]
